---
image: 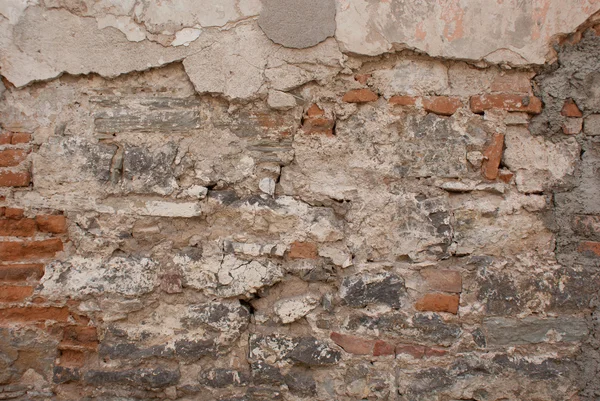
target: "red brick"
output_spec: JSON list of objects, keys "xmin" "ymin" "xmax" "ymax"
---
[
  {"xmin": 470, "ymin": 94, "xmax": 543, "ymax": 114},
  {"xmin": 490, "ymin": 73, "xmax": 532, "ymax": 94},
  {"xmin": 0, "ymin": 238, "xmax": 63, "ymax": 262},
  {"xmin": 498, "ymin": 170, "xmax": 514, "ymax": 183},
  {"xmin": 422, "ymin": 97, "xmax": 462, "ymax": 116},
  {"xmin": 11, "ymin": 133, "xmax": 31, "ymax": 144},
  {"xmin": 389, "ymin": 96, "xmax": 417, "ymax": 106},
  {"xmin": 0, "ymin": 133, "xmax": 12, "ymax": 145},
  {"xmin": 415, "ymin": 293, "xmax": 460, "ymax": 314},
  {"xmin": 481, "ymin": 133, "xmax": 505, "ymax": 180},
  {"xmin": 561, "ymin": 99, "xmax": 583, "ymax": 117},
  {"xmin": 288, "ymin": 241, "xmax": 318, "ymax": 259},
  {"xmin": 330, "ymin": 332, "xmax": 373, "ymax": 355},
  {"xmin": 424, "ymin": 347, "xmax": 448, "ymax": 357},
  {"xmin": 342, "ymin": 89, "xmax": 379, "ymax": 103},
  {"xmin": 0, "ymin": 218, "xmax": 36, "ymax": 237},
  {"xmin": 395, "ymin": 344, "xmax": 425, "ymax": 359},
  {"xmin": 0, "ymin": 306, "xmax": 70, "ymax": 323},
  {"xmin": 0, "ymin": 171, "xmax": 30, "ymax": 187},
  {"xmin": 302, "ymin": 117, "xmax": 335, "ymax": 136},
  {"xmin": 58, "ymin": 349, "xmax": 86, "ymax": 367},
  {"xmin": 4, "ymin": 208, "xmax": 24, "ymax": 219},
  {"xmin": 573, "ymin": 215, "xmax": 600, "ymax": 237},
  {"xmin": 36, "ymin": 215, "xmax": 67, "ymax": 234},
  {"xmin": 0, "ymin": 149, "xmax": 28, "ymax": 167},
  {"xmin": 61, "ymin": 326, "xmax": 98, "ymax": 351},
  {"xmin": 306, "ymin": 104, "xmax": 325, "ymax": 117},
  {"xmin": 372, "ymin": 340, "xmax": 395, "ymax": 356},
  {"xmin": 354, "ymin": 74, "xmax": 371, "ymax": 85},
  {"xmin": 420, "ymin": 269, "xmax": 462, "ymax": 293},
  {"xmin": 0, "ymin": 264, "xmax": 45, "ymax": 282},
  {"xmin": 578, "ymin": 241, "xmax": 600, "ymax": 258},
  {"xmin": 0, "ymin": 285, "xmax": 34, "ymax": 302}
]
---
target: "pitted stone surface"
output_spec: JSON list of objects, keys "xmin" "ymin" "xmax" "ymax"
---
[{"xmin": 258, "ymin": 0, "xmax": 336, "ymax": 48}]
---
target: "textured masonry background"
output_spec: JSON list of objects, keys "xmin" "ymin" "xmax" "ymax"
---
[{"xmin": 1, "ymin": 1, "xmax": 600, "ymax": 400}]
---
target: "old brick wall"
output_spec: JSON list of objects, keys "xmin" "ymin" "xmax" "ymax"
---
[{"xmin": 1, "ymin": 1, "xmax": 600, "ymax": 400}]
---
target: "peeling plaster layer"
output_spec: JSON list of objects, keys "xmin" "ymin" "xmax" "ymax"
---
[{"xmin": 335, "ymin": 0, "xmax": 600, "ymax": 64}]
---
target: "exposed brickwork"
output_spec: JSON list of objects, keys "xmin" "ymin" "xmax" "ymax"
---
[
  {"xmin": 342, "ymin": 88, "xmax": 379, "ymax": 103},
  {"xmin": 470, "ymin": 94, "xmax": 543, "ymax": 114},
  {"xmin": 415, "ymin": 293, "xmax": 460, "ymax": 314},
  {"xmin": 481, "ymin": 133, "xmax": 505, "ymax": 180},
  {"xmin": 0, "ymin": 14, "xmax": 598, "ymax": 401}
]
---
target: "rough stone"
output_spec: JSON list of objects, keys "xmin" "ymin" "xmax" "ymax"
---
[
  {"xmin": 258, "ymin": 0, "xmax": 336, "ymax": 49},
  {"xmin": 483, "ymin": 316, "xmax": 588, "ymax": 346},
  {"xmin": 339, "ymin": 272, "xmax": 405, "ymax": 308},
  {"xmin": 266, "ymin": 90, "xmax": 296, "ymax": 110}
]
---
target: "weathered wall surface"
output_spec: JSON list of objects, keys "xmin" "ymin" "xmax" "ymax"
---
[{"xmin": 0, "ymin": 1, "xmax": 599, "ymax": 400}]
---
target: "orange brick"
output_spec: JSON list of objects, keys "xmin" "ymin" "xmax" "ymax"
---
[
  {"xmin": 0, "ymin": 133, "xmax": 12, "ymax": 145},
  {"xmin": 395, "ymin": 344, "xmax": 425, "ymax": 358},
  {"xmin": 579, "ymin": 241, "xmax": 600, "ymax": 258},
  {"xmin": 61, "ymin": 326, "xmax": 98, "ymax": 351},
  {"xmin": 561, "ymin": 99, "xmax": 583, "ymax": 117},
  {"xmin": 0, "ymin": 285, "xmax": 34, "ymax": 302},
  {"xmin": 288, "ymin": 241, "xmax": 318, "ymax": 259},
  {"xmin": 36, "ymin": 215, "xmax": 67, "ymax": 234},
  {"xmin": 470, "ymin": 94, "xmax": 542, "ymax": 114},
  {"xmin": 415, "ymin": 293, "xmax": 460, "ymax": 314},
  {"xmin": 422, "ymin": 96, "xmax": 462, "ymax": 116},
  {"xmin": 498, "ymin": 170, "xmax": 514, "ymax": 183},
  {"xmin": 0, "ymin": 149, "xmax": 28, "ymax": 167},
  {"xmin": 0, "ymin": 264, "xmax": 45, "ymax": 282},
  {"xmin": 0, "ymin": 219, "xmax": 36, "ymax": 237},
  {"xmin": 58, "ymin": 349, "xmax": 86, "ymax": 367},
  {"xmin": 11, "ymin": 133, "xmax": 32, "ymax": 144},
  {"xmin": 330, "ymin": 332, "xmax": 373, "ymax": 355},
  {"xmin": 342, "ymin": 89, "xmax": 379, "ymax": 103},
  {"xmin": 4, "ymin": 208, "xmax": 24, "ymax": 219},
  {"xmin": 0, "ymin": 238, "xmax": 63, "ymax": 262},
  {"xmin": 0, "ymin": 306, "xmax": 70, "ymax": 323},
  {"xmin": 481, "ymin": 133, "xmax": 505, "ymax": 180},
  {"xmin": 389, "ymin": 95, "xmax": 417, "ymax": 106},
  {"xmin": 306, "ymin": 104, "xmax": 325, "ymax": 117},
  {"xmin": 372, "ymin": 340, "xmax": 395, "ymax": 356},
  {"xmin": 302, "ymin": 117, "xmax": 335, "ymax": 136},
  {"xmin": 0, "ymin": 171, "xmax": 30, "ymax": 187}
]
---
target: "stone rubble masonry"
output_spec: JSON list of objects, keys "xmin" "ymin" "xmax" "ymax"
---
[{"xmin": 0, "ymin": 3, "xmax": 599, "ymax": 400}]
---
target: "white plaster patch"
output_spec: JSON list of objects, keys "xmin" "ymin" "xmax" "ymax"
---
[{"xmin": 171, "ymin": 27, "xmax": 202, "ymax": 47}]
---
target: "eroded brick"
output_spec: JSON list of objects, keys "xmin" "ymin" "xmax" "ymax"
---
[
  {"xmin": 481, "ymin": 133, "xmax": 505, "ymax": 180},
  {"xmin": 415, "ymin": 293, "xmax": 460, "ymax": 314},
  {"xmin": 0, "ymin": 238, "xmax": 63, "ymax": 261},
  {"xmin": 0, "ymin": 172, "xmax": 30, "ymax": 187},
  {"xmin": 0, "ymin": 285, "xmax": 34, "ymax": 302},
  {"xmin": 0, "ymin": 306, "xmax": 70, "ymax": 323},
  {"xmin": 342, "ymin": 88, "xmax": 379, "ymax": 103},
  {"xmin": 288, "ymin": 241, "xmax": 318, "ymax": 259},
  {"xmin": 0, "ymin": 264, "xmax": 44, "ymax": 282},
  {"xmin": 0, "ymin": 219, "xmax": 36, "ymax": 237},
  {"xmin": 0, "ymin": 150, "xmax": 29, "ymax": 168},
  {"xmin": 422, "ymin": 96, "xmax": 462, "ymax": 116},
  {"xmin": 35, "ymin": 215, "xmax": 67, "ymax": 234},
  {"xmin": 470, "ymin": 94, "xmax": 542, "ymax": 114},
  {"xmin": 561, "ymin": 99, "xmax": 583, "ymax": 117}
]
